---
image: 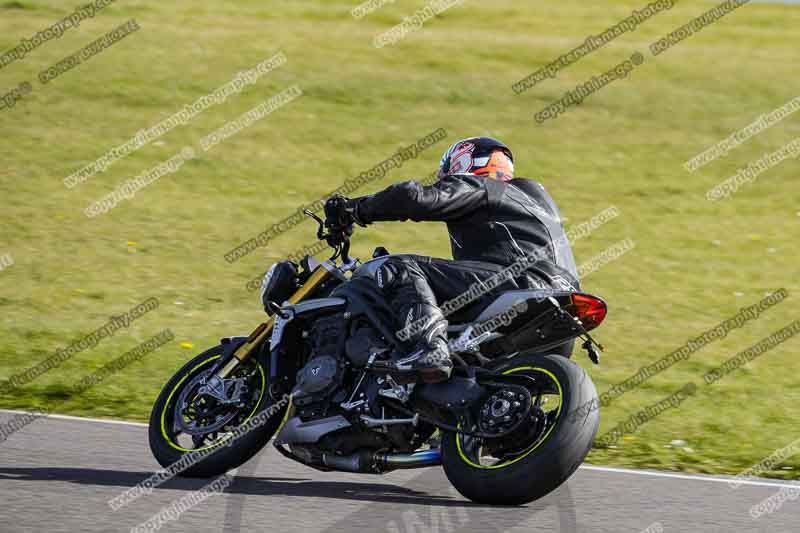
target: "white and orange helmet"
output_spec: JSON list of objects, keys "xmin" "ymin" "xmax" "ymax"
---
[{"xmin": 437, "ymin": 136, "xmax": 514, "ymax": 181}]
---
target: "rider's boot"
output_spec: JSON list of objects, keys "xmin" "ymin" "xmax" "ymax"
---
[{"xmin": 392, "ymin": 303, "xmax": 453, "ymax": 384}]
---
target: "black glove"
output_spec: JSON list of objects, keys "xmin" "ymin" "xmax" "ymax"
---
[
  {"xmin": 323, "ymin": 195, "xmax": 355, "ymax": 248},
  {"xmin": 324, "ymin": 195, "xmax": 367, "ymax": 228},
  {"xmin": 346, "ymin": 198, "xmax": 368, "ymax": 227},
  {"xmin": 324, "ymin": 195, "xmax": 352, "ymax": 228}
]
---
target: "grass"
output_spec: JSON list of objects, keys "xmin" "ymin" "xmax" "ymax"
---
[{"xmin": 1, "ymin": 0, "xmax": 799, "ymax": 479}]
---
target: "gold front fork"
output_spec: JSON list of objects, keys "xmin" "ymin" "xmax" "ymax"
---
[{"xmin": 217, "ymin": 266, "xmax": 333, "ymax": 378}]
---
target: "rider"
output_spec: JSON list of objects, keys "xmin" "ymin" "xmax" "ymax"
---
[{"xmin": 331, "ymin": 137, "xmax": 579, "ymax": 383}]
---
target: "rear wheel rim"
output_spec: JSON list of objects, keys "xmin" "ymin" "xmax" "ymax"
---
[{"xmin": 455, "ymin": 366, "xmax": 563, "ymax": 469}]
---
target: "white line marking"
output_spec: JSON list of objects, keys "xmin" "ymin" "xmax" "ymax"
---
[
  {"xmin": 580, "ymin": 464, "xmax": 799, "ymax": 489},
  {"xmin": 0, "ymin": 409, "xmax": 147, "ymax": 428},
  {"xmin": 2, "ymin": 409, "xmax": 797, "ymax": 489}
]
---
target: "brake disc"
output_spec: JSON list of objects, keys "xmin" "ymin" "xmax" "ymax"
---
[{"xmin": 174, "ymin": 370, "xmax": 245, "ymax": 436}]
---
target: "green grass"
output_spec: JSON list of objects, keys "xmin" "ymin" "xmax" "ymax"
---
[{"xmin": 1, "ymin": 0, "xmax": 799, "ymax": 479}]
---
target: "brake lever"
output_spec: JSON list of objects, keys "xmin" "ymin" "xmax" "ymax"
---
[
  {"xmin": 303, "ymin": 209, "xmax": 327, "ymax": 239},
  {"xmin": 306, "ymin": 205, "xmax": 355, "ymax": 264}
]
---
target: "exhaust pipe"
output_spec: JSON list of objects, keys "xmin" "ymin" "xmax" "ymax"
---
[
  {"xmin": 377, "ymin": 448, "xmax": 442, "ymax": 470},
  {"xmin": 322, "ymin": 448, "xmax": 442, "ymax": 473}
]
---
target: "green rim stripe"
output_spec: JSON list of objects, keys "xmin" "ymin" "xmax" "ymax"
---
[
  {"xmin": 455, "ymin": 366, "xmax": 563, "ymax": 470},
  {"xmin": 159, "ymin": 355, "xmax": 266, "ymax": 453}
]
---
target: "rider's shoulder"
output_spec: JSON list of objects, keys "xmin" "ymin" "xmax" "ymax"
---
[
  {"xmin": 436, "ymin": 173, "xmax": 484, "ymax": 188},
  {"xmin": 509, "ymin": 176, "xmax": 552, "ymax": 193},
  {"xmin": 509, "ymin": 176, "xmax": 543, "ymax": 186}
]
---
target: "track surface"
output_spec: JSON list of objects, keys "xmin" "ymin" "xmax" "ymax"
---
[{"xmin": 0, "ymin": 410, "xmax": 798, "ymax": 533}]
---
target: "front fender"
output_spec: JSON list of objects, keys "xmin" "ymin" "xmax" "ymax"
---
[{"xmin": 220, "ymin": 336, "xmax": 249, "ymax": 358}]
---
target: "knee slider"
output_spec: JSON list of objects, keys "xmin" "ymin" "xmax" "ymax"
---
[
  {"xmin": 376, "ymin": 263, "xmax": 396, "ymax": 290},
  {"xmin": 376, "ymin": 257, "xmax": 411, "ymax": 290}
]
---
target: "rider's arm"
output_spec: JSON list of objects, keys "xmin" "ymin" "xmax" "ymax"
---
[{"xmin": 348, "ymin": 175, "xmax": 485, "ymax": 223}]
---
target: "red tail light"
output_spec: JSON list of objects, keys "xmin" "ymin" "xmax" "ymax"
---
[{"xmin": 570, "ymin": 294, "xmax": 607, "ymax": 329}]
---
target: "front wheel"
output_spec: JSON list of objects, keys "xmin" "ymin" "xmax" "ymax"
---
[
  {"xmin": 441, "ymin": 353, "xmax": 598, "ymax": 505},
  {"xmin": 148, "ymin": 345, "xmax": 288, "ymax": 478}
]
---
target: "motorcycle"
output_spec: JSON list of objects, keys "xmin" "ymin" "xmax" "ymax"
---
[{"xmin": 148, "ymin": 201, "xmax": 606, "ymax": 505}]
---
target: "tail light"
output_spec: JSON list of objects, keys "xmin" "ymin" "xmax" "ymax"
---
[{"xmin": 570, "ymin": 294, "xmax": 607, "ymax": 329}]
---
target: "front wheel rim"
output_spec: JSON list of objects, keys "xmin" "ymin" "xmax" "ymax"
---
[{"xmin": 159, "ymin": 355, "xmax": 267, "ymax": 453}]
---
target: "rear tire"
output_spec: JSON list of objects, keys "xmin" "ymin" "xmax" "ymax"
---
[
  {"xmin": 441, "ymin": 353, "xmax": 598, "ymax": 505},
  {"xmin": 148, "ymin": 345, "xmax": 288, "ymax": 478}
]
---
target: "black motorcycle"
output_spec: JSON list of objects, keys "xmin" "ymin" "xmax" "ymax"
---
[{"xmin": 149, "ymin": 203, "xmax": 605, "ymax": 505}]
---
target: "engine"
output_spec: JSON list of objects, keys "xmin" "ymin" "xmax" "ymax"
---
[
  {"xmin": 292, "ymin": 313, "xmax": 348, "ymax": 421},
  {"xmin": 293, "ymin": 313, "xmax": 396, "ymax": 420},
  {"xmin": 288, "ymin": 313, "xmax": 429, "ymax": 456}
]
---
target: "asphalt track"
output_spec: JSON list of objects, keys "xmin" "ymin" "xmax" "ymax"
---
[{"xmin": 0, "ymin": 410, "xmax": 798, "ymax": 533}]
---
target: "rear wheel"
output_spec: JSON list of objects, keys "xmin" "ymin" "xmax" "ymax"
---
[
  {"xmin": 441, "ymin": 353, "xmax": 598, "ymax": 505},
  {"xmin": 148, "ymin": 345, "xmax": 288, "ymax": 477}
]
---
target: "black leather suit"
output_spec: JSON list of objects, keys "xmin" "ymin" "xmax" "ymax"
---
[{"xmin": 348, "ymin": 173, "xmax": 580, "ymax": 355}]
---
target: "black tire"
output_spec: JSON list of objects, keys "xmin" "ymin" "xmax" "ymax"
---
[
  {"xmin": 441, "ymin": 353, "xmax": 598, "ymax": 505},
  {"xmin": 148, "ymin": 345, "xmax": 288, "ymax": 478}
]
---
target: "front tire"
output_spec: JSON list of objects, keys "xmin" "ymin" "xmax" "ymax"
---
[
  {"xmin": 148, "ymin": 345, "xmax": 288, "ymax": 478},
  {"xmin": 441, "ymin": 353, "xmax": 598, "ymax": 505}
]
